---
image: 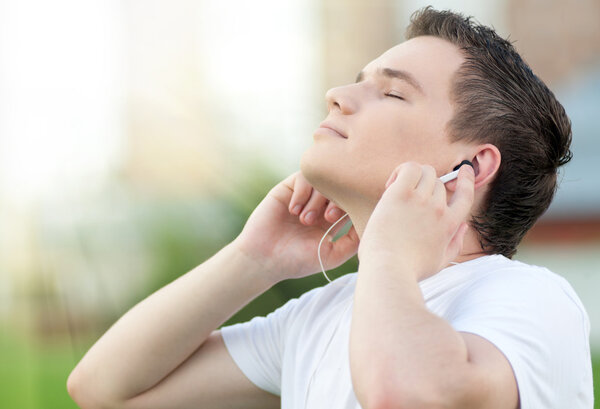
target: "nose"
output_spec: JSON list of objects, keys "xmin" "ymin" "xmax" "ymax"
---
[{"xmin": 325, "ymin": 84, "xmax": 357, "ymax": 114}]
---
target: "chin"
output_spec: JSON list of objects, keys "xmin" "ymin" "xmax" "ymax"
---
[
  {"xmin": 300, "ymin": 146, "xmax": 370, "ymax": 208},
  {"xmin": 300, "ymin": 146, "xmax": 330, "ymax": 193}
]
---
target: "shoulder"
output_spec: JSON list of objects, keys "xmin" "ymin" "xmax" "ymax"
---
[
  {"xmin": 225, "ymin": 272, "xmax": 357, "ymax": 333},
  {"xmin": 457, "ymin": 256, "xmax": 588, "ymax": 326},
  {"xmin": 450, "ymin": 256, "xmax": 593, "ymax": 408},
  {"xmin": 280, "ymin": 273, "xmax": 357, "ymax": 322},
  {"xmin": 450, "ymin": 255, "xmax": 590, "ymax": 336},
  {"xmin": 219, "ymin": 273, "xmax": 358, "ymax": 396}
]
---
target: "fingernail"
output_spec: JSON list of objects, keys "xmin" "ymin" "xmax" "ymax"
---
[
  {"xmin": 385, "ymin": 172, "xmax": 397, "ymax": 189},
  {"xmin": 304, "ymin": 211, "xmax": 316, "ymax": 224},
  {"xmin": 328, "ymin": 208, "xmax": 342, "ymax": 219},
  {"xmin": 292, "ymin": 204, "xmax": 302, "ymax": 215}
]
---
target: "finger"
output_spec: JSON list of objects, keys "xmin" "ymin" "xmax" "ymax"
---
[
  {"xmin": 416, "ymin": 165, "xmax": 437, "ymax": 196},
  {"xmin": 332, "ymin": 224, "xmax": 359, "ymax": 253},
  {"xmin": 300, "ymin": 189, "xmax": 329, "ymax": 225},
  {"xmin": 288, "ymin": 172, "xmax": 314, "ymax": 215},
  {"xmin": 448, "ymin": 165, "xmax": 475, "ymax": 215},
  {"xmin": 324, "ymin": 201, "xmax": 346, "ymax": 223},
  {"xmin": 270, "ymin": 172, "xmax": 298, "ymax": 205},
  {"xmin": 386, "ymin": 162, "xmax": 422, "ymax": 193},
  {"xmin": 321, "ymin": 224, "xmax": 359, "ymax": 267},
  {"xmin": 432, "ymin": 179, "xmax": 447, "ymax": 212},
  {"xmin": 385, "ymin": 167, "xmax": 399, "ymax": 189}
]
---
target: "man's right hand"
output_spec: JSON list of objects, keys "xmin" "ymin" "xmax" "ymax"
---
[
  {"xmin": 68, "ymin": 170, "xmax": 357, "ymax": 409},
  {"xmin": 233, "ymin": 171, "xmax": 359, "ymax": 283}
]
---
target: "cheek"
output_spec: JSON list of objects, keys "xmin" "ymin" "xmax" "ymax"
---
[
  {"xmin": 345, "ymin": 109, "xmax": 449, "ymax": 198},
  {"xmin": 342, "ymin": 133, "xmax": 404, "ymax": 199},
  {"xmin": 350, "ymin": 111, "xmax": 422, "ymax": 163}
]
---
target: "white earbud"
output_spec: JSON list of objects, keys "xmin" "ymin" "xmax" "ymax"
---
[{"xmin": 316, "ymin": 168, "xmax": 463, "ymax": 283}]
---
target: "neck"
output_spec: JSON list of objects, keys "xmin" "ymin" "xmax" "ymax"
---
[{"xmin": 346, "ymin": 202, "xmax": 488, "ymax": 265}]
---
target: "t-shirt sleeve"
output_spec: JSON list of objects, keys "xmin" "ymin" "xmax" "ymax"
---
[
  {"xmin": 220, "ymin": 285, "xmax": 324, "ymax": 396},
  {"xmin": 449, "ymin": 268, "xmax": 593, "ymax": 409}
]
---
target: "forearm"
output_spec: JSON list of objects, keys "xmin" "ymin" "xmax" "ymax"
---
[
  {"xmin": 68, "ymin": 241, "xmax": 275, "ymax": 403},
  {"xmin": 350, "ymin": 261, "xmax": 470, "ymax": 409}
]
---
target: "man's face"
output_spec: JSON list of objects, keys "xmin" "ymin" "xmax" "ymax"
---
[{"xmin": 301, "ymin": 36, "xmax": 466, "ymax": 207}]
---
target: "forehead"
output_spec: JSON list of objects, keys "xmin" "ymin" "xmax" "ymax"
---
[{"xmin": 363, "ymin": 36, "xmax": 464, "ymax": 97}]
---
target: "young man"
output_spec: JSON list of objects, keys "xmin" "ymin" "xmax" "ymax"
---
[{"xmin": 67, "ymin": 8, "xmax": 593, "ymax": 409}]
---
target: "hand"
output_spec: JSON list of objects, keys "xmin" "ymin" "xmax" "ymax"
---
[
  {"xmin": 233, "ymin": 171, "xmax": 359, "ymax": 283},
  {"xmin": 358, "ymin": 162, "xmax": 475, "ymax": 280}
]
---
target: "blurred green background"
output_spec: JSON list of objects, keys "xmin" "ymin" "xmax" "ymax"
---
[
  {"xmin": 0, "ymin": 165, "xmax": 362, "ymax": 408},
  {"xmin": 1, "ymin": 0, "xmax": 599, "ymax": 407}
]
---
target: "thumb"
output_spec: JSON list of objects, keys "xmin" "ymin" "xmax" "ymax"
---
[{"xmin": 448, "ymin": 165, "xmax": 475, "ymax": 216}]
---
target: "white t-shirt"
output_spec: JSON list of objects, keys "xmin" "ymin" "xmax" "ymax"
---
[{"xmin": 221, "ymin": 255, "xmax": 593, "ymax": 408}]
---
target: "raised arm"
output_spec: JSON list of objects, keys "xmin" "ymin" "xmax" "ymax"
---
[
  {"xmin": 67, "ymin": 171, "xmax": 358, "ymax": 409},
  {"xmin": 351, "ymin": 163, "xmax": 518, "ymax": 409}
]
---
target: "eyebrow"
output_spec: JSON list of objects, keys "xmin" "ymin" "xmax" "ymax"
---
[{"xmin": 355, "ymin": 68, "xmax": 424, "ymax": 94}]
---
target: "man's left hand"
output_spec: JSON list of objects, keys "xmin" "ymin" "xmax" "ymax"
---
[{"xmin": 358, "ymin": 162, "xmax": 475, "ymax": 280}]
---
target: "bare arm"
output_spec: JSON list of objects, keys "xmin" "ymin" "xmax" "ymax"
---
[
  {"xmin": 351, "ymin": 163, "xmax": 518, "ymax": 409},
  {"xmin": 121, "ymin": 331, "xmax": 282, "ymax": 409},
  {"xmin": 67, "ymin": 172, "xmax": 358, "ymax": 409},
  {"xmin": 67, "ymin": 243, "xmax": 279, "ymax": 409}
]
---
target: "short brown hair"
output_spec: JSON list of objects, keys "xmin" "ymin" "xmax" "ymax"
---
[{"xmin": 406, "ymin": 7, "xmax": 572, "ymax": 258}]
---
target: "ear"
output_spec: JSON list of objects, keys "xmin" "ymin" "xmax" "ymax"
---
[
  {"xmin": 470, "ymin": 144, "xmax": 501, "ymax": 189},
  {"xmin": 445, "ymin": 144, "xmax": 501, "ymax": 192}
]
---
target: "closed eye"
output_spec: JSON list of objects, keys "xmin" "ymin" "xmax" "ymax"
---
[{"xmin": 385, "ymin": 93, "xmax": 405, "ymax": 101}]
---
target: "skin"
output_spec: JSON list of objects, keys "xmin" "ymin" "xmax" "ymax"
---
[
  {"xmin": 67, "ymin": 36, "xmax": 517, "ymax": 409},
  {"xmin": 301, "ymin": 36, "xmax": 497, "ymax": 262},
  {"xmin": 301, "ymin": 35, "xmax": 517, "ymax": 408}
]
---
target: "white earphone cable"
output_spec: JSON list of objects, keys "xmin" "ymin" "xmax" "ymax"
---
[
  {"xmin": 317, "ymin": 212, "xmax": 349, "ymax": 283},
  {"xmin": 316, "ymin": 167, "xmax": 467, "ymax": 283}
]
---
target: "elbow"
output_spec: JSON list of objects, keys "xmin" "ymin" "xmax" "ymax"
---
[
  {"xmin": 67, "ymin": 368, "xmax": 98, "ymax": 409},
  {"xmin": 355, "ymin": 374, "xmax": 452, "ymax": 409},
  {"xmin": 67, "ymin": 368, "xmax": 89, "ymax": 409},
  {"xmin": 351, "ymin": 356, "xmax": 474, "ymax": 409},
  {"xmin": 360, "ymin": 389, "xmax": 446, "ymax": 409},
  {"xmin": 67, "ymin": 367, "xmax": 121, "ymax": 409}
]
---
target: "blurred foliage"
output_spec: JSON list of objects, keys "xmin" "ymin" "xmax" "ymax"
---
[
  {"xmin": 1, "ymin": 327, "xmax": 598, "ymax": 409},
  {"xmin": 0, "ymin": 329, "xmax": 80, "ymax": 409},
  {"xmin": 2, "ymin": 161, "xmax": 360, "ymax": 408},
  {"xmin": 11, "ymin": 161, "xmax": 599, "ymax": 409},
  {"xmin": 137, "ymin": 162, "xmax": 359, "ymax": 326}
]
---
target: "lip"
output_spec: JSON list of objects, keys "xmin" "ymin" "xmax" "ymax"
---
[{"xmin": 317, "ymin": 121, "xmax": 348, "ymax": 139}]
